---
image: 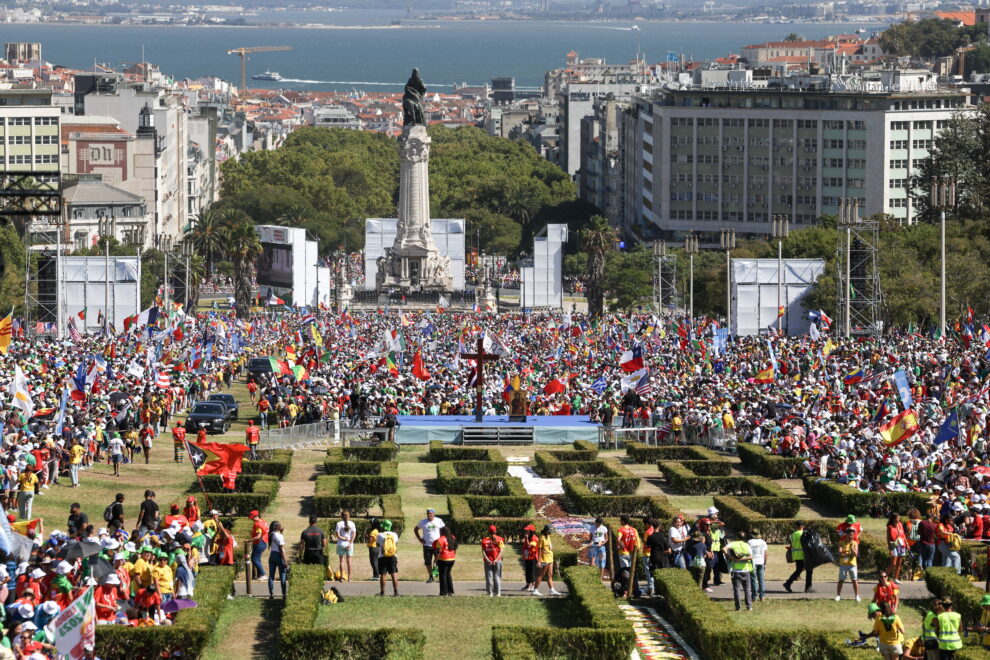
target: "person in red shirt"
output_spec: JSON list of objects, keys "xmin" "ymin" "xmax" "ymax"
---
[
  {"xmin": 432, "ymin": 527, "xmax": 457, "ymax": 596},
  {"xmin": 480, "ymin": 525, "xmax": 504, "ymax": 596},
  {"xmin": 245, "ymin": 420, "xmax": 260, "ymax": 460},
  {"xmin": 171, "ymin": 422, "xmax": 186, "ymax": 464},
  {"xmin": 95, "ymin": 574, "xmax": 123, "ymax": 622},
  {"xmin": 164, "ymin": 504, "xmax": 189, "ymax": 529},
  {"xmin": 257, "ymin": 398, "xmax": 271, "ymax": 430},
  {"xmin": 522, "ymin": 524, "xmax": 539, "ymax": 591},
  {"xmin": 837, "ymin": 515, "xmax": 862, "ymax": 544},
  {"xmin": 221, "ymin": 471, "xmax": 237, "ymax": 493},
  {"xmin": 134, "ymin": 581, "xmax": 163, "ymax": 621},
  {"xmin": 247, "ymin": 380, "xmax": 258, "ymax": 404},
  {"xmin": 886, "ymin": 513, "xmax": 908, "ymax": 583},
  {"xmin": 250, "ymin": 510, "xmax": 269, "ymax": 580},
  {"xmin": 183, "ymin": 496, "xmax": 200, "ymax": 525},
  {"xmin": 872, "ymin": 571, "xmax": 899, "ymax": 613}
]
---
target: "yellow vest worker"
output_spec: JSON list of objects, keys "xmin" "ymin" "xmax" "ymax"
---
[{"xmin": 936, "ymin": 609, "xmax": 963, "ymax": 651}]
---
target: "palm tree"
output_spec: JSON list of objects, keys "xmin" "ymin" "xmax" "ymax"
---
[
  {"xmin": 582, "ymin": 215, "xmax": 616, "ymax": 318},
  {"xmin": 184, "ymin": 254, "xmax": 207, "ymax": 311},
  {"xmin": 224, "ymin": 220, "xmax": 262, "ymax": 317},
  {"xmin": 277, "ymin": 204, "xmax": 310, "ymax": 228},
  {"xmin": 189, "ymin": 209, "xmax": 225, "ymax": 279}
]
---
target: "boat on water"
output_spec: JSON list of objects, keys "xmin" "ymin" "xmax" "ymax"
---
[
  {"xmin": 252, "ymin": 71, "xmax": 283, "ymax": 82},
  {"xmin": 631, "ymin": 24, "xmax": 640, "ymax": 31}
]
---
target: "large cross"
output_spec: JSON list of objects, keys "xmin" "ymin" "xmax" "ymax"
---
[{"xmin": 461, "ymin": 335, "xmax": 500, "ymax": 423}]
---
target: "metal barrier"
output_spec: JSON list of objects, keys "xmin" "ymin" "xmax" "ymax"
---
[
  {"xmin": 598, "ymin": 426, "xmax": 659, "ymax": 449},
  {"xmin": 259, "ymin": 419, "xmax": 386, "ymax": 451}
]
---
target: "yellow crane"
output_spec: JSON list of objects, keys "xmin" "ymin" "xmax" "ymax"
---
[{"xmin": 227, "ymin": 46, "xmax": 293, "ymax": 91}]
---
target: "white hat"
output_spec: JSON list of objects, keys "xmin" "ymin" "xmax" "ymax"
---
[
  {"xmin": 707, "ymin": 506, "xmax": 719, "ymax": 516},
  {"xmin": 106, "ymin": 540, "xmax": 120, "ymax": 551},
  {"xmin": 124, "ymin": 542, "xmax": 137, "ymax": 553},
  {"xmin": 113, "ymin": 552, "xmax": 126, "ymax": 562},
  {"xmin": 55, "ymin": 561, "xmax": 72, "ymax": 575},
  {"xmin": 97, "ymin": 527, "xmax": 108, "ymax": 536},
  {"xmin": 20, "ymin": 620, "xmax": 37, "ymax": 631},
  {"xmin": 28, "ymin": 568, "xmax": 44, "ymax": 579},
  {"xmin": 952, "ymin": 502, "xmax": 965, "ymax": 511},
  {"xmin": 40, "ymin": 601, "xmax": 59, "ymax": 615},
  {"xmin": 102, "ymin": 573, "xmax": 121, "ymax": 585},
  {"xmin": 18, "ymin": 603, "xmax": 33, "ymax": 617},
  {"xmin": 82, "ymin": 576, "xmax": 97, "ymax": 586}
]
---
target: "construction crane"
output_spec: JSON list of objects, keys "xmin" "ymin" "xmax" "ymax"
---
[{"xmin": 227, "ymin": 46, "xmax": 293, "ymax": 91}]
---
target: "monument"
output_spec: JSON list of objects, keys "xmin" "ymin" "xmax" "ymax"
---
[{"xmin": 377, "ymin": 69, "xmax": 453, "ymax": 291}]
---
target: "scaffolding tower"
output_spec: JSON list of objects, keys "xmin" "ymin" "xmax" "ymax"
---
[
  {"xmin": 836, "ymin": 199, "xmax": 882, "ymax": 337},
  {"xmin": 0, "ymin": 170, "xmax": 62, "ymax": 337},
  {"xmin": 652, "ymin": 241, "xmax": 679, "ymax": 314}
]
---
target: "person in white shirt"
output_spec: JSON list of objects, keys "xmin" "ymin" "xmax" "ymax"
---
[
  {"xmin": 377, "ymin": 519, "xmax": 400, "ymax": 596},
  {"xmin": 747, "ymin": 529, "xmax": 768, "ymax": 601},
  {"xmin": 267, "ymin": 520, "xmax": 287, "ymax": 599},
  {"xmin": 414, "ymin": 508, "xmax": 445, "ymax": 583},
  {"xmin": 588, "ymin": 517, "xmax": 609, "ymax": 580},
  {"xmin": 333, "ymin": 510, "xmax": 357, "ymax": 582},
  {"xmin": 668, "ymin": 514, "xmax": 689, "ymax": 569}
]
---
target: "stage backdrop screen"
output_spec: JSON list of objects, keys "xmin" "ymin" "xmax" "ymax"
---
[{"xmin": 257, "ymin": 242, "xmax": 293, "ymax": 288}]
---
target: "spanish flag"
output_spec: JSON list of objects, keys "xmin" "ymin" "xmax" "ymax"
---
[
  {"xmin": 777, "ymin": 305, "xmax": 785, "ymax": 318},
  {"xmin": 0, "ymin": 313, "xmax": 12, "ymax": 355},
  {"xmin": 880, "ymin": 409, "xmax": 920, "ymax": 447},
  {"xmin": 751, "ymin": 367, "xmax": 774, "ymax": 384}
]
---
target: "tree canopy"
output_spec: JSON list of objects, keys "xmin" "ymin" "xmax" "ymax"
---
[{"xmin": 879, "ymin": 18, "xmax": 986, "ymax": 58}]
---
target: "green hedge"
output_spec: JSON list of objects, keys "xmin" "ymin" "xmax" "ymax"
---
[
  {"xmin": 660, "ymin": 461, "xmax": 798, "ymax": 503},
  {"xmin": 436, "ymin": 461, "xmax": 528, "ymax": 497},
  {"xmin": 95, "ymin": 566, "xmax": 235, "ymax": 660},
  {"xmin": 802, "ymin": 475, "xmax": 933, "ymax": 517},
  {"xmin": 326, "ymin": 442, "xmax": 399, "ymax": 462},
  {"xmin": 625, "ymin": 441, "xmax": 725, "ymax": 465},
  {"xmin": 320, "ymin": 462, "xmax": 399, "ymax": 495},
  {"xmin": 313, "ymin": 468, "xmax": 401, "ymax": 517},
  {"xmin": 198, "ymin": 473, "xmax": 278, "ymax": 493},
  {"xmin": 563, "ymin": 478, "xmax": 681, "ymax": 519},
  {"xmin": 736, "ymin": 442, "xmax": 807, "ymax": 479},
  {"xmin": 427, "ymin": 441, "xmax": 502, "ymax": 462},
  {"xmin": 492, "ymin": 566, "xmax": 635, "ymax": 659},
  {"xmin": 322, "ymin": 459, "xmax": 387, "ymax": 476},
  {"xmin": 200, "ymin": 477, "xmax": 279, "ymax": 516},
  {"xmin": 242, "ymin": 449, "xmax": 293, "ymax": 479},
  {"xmin": 279, "ymin": 564, "xmax": 425, "ymax": 660}
]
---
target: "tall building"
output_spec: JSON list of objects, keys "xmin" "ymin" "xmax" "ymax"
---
[
  {"xmin": 615, "ymin": 70, "xmax": 971, "ymax": 240},
  {"xmin": 0, "ymin": 89, "xmax": 59, "ymax": 173}
]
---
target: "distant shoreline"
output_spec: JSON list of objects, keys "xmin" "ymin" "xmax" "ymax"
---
[{"xmin": 1, "ymin": 22, "xmax": 437, "ymax": 30}]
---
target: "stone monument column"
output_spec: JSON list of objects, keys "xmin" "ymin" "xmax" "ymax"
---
[{"xmin": 395, "ymin": 125, "xmax": 437, "ymax": 254}]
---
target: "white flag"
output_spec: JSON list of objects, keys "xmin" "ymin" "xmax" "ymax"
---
[
  {"xmin": 438, "ymin": 294, "xmax": 450, "ymax": 309},
  {"xmin": 620, "ymin": 368, "xmax": 648, "ymax": 393},
  {"xmin": 11, "ymin": 365, "xmax": 33, "ymax": 417},
  {"xmin": 809, "ymin": 322, "xmax": 820, "ymax": 341},
  {"xmin": 53, "ymin": 586, "xmax": 95, "ymax": 659}
]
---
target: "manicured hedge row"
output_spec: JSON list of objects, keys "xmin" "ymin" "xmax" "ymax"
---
[
  {"xmin": 200, "ymin": 476, "xmax": 280, "ymax": 516},
  {"xmin": 492, "ymin": 566, "xmax": 635, "ymax": 659},
  {"xmin": 279, "ymin": 564, "xmax": 425, "ymax": 659},
  {"xmin": 320, "ymin": 462, "xmax": 399, "ymax": 494},
  {"xmin": 580, "ymin": 461, "xmax": 641, "ymax": 495},
  {"xmin": 326, "ymin": 442, "xmax": 399, "ymax": 462},
  {"xmin": 321, "ymin": 459, "xmax": 385, "ymax": 476},
  {"xmin": 660, "ymin": 461, "xmax": 798, "ymax": 503},
  {"xmin": 653, "ymin": 568, "xmax": 864, "ymax": 659},
  {"xmin": 198, "ymin": 473, "xmax": 279, "ymax": 493},
  {"xmin": 563, "ymin": 478, "xmax": 681, "ymax": 519},
  {"xmin": 446, "ymin": 495, "xmax": 542, "ymax": 544},
  {"xmin": 242, "ymin": 449, "xmax": 293, "ymax": 479},
  {"xmin": 95, "ymin": 566, "xmax": 235, "ymax": 660},
  {"xmin": 802, "ymin": 475, "xmax": 933, "ymax": 517},
  {"xmin": 651, "ymin": 445, "xmax": 724, "ymax": 461},
  {"xmin": 436, "ymin": 462, "xmax": 525, "ymax": 497},
  {"xmin": 313, "ymin": 468, "xmax": 400, "ymax": 517},
  {"xmin": 427, "ymin": 440, "xmax": 501, "ymax": 462},
  {"xmin": 736, "ymin": 442, "xmax": 806, "ymax": 479},
  {"xmin": 924, "ymin": 569, "xmax": 990, "ymax": 659}
]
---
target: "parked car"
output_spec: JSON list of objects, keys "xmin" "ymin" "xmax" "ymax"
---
[
  {"xmin": 184, "ymin": 402, "xmax": 230, "ymax": 434},
  {"xmin": 247, "ymin": 357, "xmax": 274, "ymax": 381},
  {"xmin": 208, "ymin": 393, "xmax": 239, "ymax": 420}
]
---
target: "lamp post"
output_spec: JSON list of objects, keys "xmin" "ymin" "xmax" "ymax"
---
[
  {"xmin": 652, "ymin": 240, "xmax": 666, "ymax": 315},
  {"xmin": 771, "ymin": 215, "xmax": 789, "ymax": 335},
  {"xmin": 838, "ymin": 198, "xmax": 860, "ymax": 338},
  {"xmin": 931, "ymin": 177, "xmax": 956, "ymax": 341},
  {"xmin": 683, "ymin": 234, "xmax": 699, "ymax": 326},
  {"xmin": 720, "ymin": 228, "xmax": 736, "ymax": 334}
]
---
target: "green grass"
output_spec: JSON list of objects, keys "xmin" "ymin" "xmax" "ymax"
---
[
  {"xmin": 200, "ymin": 597, "xmax": 281, "ymax": 660},
  {"xmin": 716, "ymin": 597, "xmax": 926, "ymax": 635},
  {"xmin": 314, "ymin": 595, "xmax": 573, "ymax": 660}
]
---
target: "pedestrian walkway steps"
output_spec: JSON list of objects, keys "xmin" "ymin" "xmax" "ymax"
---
[
  {"xmin": 461, "ymin": 425, "xmax": 534, "ymax": 445},
  {"xmin": 507, "ymin": 465, "xmax": 563, "ymax": 495},
  {"xmin": 618, "ymin": 604, "xmax": 699, "ymax": 660}
]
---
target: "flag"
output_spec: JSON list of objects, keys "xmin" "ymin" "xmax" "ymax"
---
[
  {"xmin": 634, "ymin": 370, "xmax": 651, "ymax": 396},
  {"xmin": 11, "ymin": 365, "xmax": 33, "ymax": 417},
  {"xmin": 187, "ymin": 442, "xmax": 248, "ymax": 476},
  {"xmin": 77, "ymin": 308, "xmax": 86, "ymax": 321},
  {"xmin": 53, "ymin": 586, "xmax": 96, "ymax": 660},
  {"xmin": 310, "ymin": 325, "xmax": 323, "ymax": 347},
  {"xmin": 385, "ymin": 353, "xmax": 398, "ymax": 376},
  {"xmin": 844, "ymin": 368, "xmax": 866, "ymax": 386},
  {"xmin": 823, "ymin": 338, "xmax": 836, "ymax": 357},
  {"xmin": 871, "ymin": 401, "xmax": 888, "ymax": 424},
  {"xmin": 136, "ymin": 306, "xmax": 159, "ymax": 327},
  {"xmin": 591, "ymin": 376, "xmax": 607, "ymax": 394},
  {"xmin": 292, "ymin": 364, "xmax": 309, "ymax": 381},
  {"xmin": 809, "ymin": 322, "xmax": 820, "ymax": 341},
  {"xmin": 620, "ymin": 368, "xmax": 648, "ymax": 393},
  {"xmin": 300, "ymin": 313, "xmax": 315, "ymax": 325},
  {"xmin": 438, "ymin": 294, "xmax": 450, "ymax": 310},
  {"xmin": 67, "ymin": 316, "xmax": 82, "ymax": 343},
  {"xmin": 0, "ymin": 313, "xmax": 11, "ymax": 356},
  {"xmin": 879, "ymin": 409, "xmax": 920, "ymax": 447},
  {"xmin": 893, "ymin": 369, "xmax": 914, "ymax": 410},
  {"xmin": 55, "ymin": 387, "xmax": 69, "ymax": 436},
  {"xmin": 934, "ymin": 411, "xmax": 959, "ymax": 445},
  {"xmin": 819, "ymin": 310, "xmax": 832, "ymax": 329},
  {"xmin": 155, "ymin": 372, "xmax": 171, "ymax": 389},
  {"xmin": 751, "ymin": 367, "xmax": 774, "ymax": 384},
  {"xmin": 619, "ymin": 346, "xmax": 645, "ymax": 373},
  {"xmin": 967, "ymin": 305, "xmax": 975, "ymax": 325},
  {"xmin": 412, "ymin": 350, "xmax": 431, "ymax": 380},
  {"xmin": 544, "ymin": 376, "xmax": 568, "ymax": 394},
  {"xmin": 777, "ymin": 305, "xmax": 785, "ymax": 318}
]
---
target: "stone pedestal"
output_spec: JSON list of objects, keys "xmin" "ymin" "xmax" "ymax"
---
[{"xmin": 380, "ymin": 125, "xmax": 452, "ymax": 291}]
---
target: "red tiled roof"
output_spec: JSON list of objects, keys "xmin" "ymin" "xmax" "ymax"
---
[{"xmin": 936, "ymin": 11, "xmax": 976, "ymax": 25}]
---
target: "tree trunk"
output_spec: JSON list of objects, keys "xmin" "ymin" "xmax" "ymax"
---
[{"xmin": 587, "ymin": 250, "xmax": 605, "ymax": 317}]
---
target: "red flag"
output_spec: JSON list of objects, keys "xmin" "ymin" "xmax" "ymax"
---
[
  {"xmin": 188, "ymin": 442, "xmax": 248, "ymax": 476},
  {"xmin": 411, "ymin": 350, "xmax": 431, "ymax": 380},
  {"xmin": 544, "ymin": 377, "xmax": 567, "ymax": 394}
]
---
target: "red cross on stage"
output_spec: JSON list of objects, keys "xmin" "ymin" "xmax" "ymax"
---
[{"xmin": 461, "ymin": 335, "xmax": 500, "ymax": 423}]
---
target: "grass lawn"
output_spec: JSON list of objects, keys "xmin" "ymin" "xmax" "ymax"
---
[
  {"xmin": 200, "ymin": 597, "xmax": 280, "ymax": 660},
  {"xmin": 717, "ymin": 598, "xmax": 926, "ymax": 636},
  {"xmin": 314, "ymin": 595, "xmax": 573, "ymax": 659}
]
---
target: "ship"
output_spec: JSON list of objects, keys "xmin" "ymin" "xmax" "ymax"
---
[{"xmin": 252, "ymin": 71, "xmax": 283, "ymax": 82}]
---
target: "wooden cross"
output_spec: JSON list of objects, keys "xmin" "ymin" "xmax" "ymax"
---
[{"xmin": 461, "ymin": 335, "xmax": 500, "ymax": 423}]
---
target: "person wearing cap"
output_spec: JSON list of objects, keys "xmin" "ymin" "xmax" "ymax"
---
[
  {"xmin": 933, "ymin": 598, "xmax": 963, "ymax": 659},
  {"xmin": 838, "ymin": 514, "xmax": 862, "ymax": 544},
  {"xmin": 376, "ymin": 519, "xmax": 399, "ymax": 596},
  {"xmin": 522, "ymin": 524, "xmax": 539, "ymax": 592},
  {"xmin": 414, "ymin": 508, "xmax": 445, "ymax": 584},
  {"xmin": 835, "ymin": 524, "xmax": 861, "ymax": 603},
  {"xmin": 151, "ymin": 550, "xmax": 174, "ymax": 602},
  {"xmin": 965, "ymin": 594, "xmax": 990, "ymax": 651},
  {"xmin": 861, "ymin": 600, "xmax": 905, "ymax": 660},
  {"xmin": 183, "ymin": 496, "xmax": 200, "ymax": 525},
  {"xmin": 95, "ymin": 574, "xmax": 122, "ymax": 623},
  {"xmin": 481, "ymin": 524, "xmax": 504, "ymax": 597}
]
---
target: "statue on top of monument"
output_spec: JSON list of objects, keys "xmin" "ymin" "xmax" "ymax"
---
[{"xmin": 402, "ymin": 68, "xmax": 427, "ymax": 127}]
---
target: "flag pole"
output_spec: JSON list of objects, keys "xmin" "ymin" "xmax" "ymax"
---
[{"xmin": 182, "ymin": 437, "xmax": 216, "ymax": 512}]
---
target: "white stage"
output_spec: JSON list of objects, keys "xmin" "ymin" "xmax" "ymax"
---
[
  {"xmin": 521, "ymin": 224, "xmax": 567, "ymax": 309},
  {"xmin": 61, "ymin": 256, "xmax": 140, "ymax": 333}
]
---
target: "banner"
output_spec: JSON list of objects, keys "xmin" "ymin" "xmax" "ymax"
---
[
  {"xmin": 893, "ymin": 370, "xmax": 913, "ymax": 410},
  {"xmin": 53, "ymin": 586, "xmax": 95, "ymax": 660}
]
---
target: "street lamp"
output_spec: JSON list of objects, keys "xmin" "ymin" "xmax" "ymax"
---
[
  {"xmin": 683, "ymin": 233, "xmax": 699, "ymax": 326},
  {"xmin": 931, "ymin": 177, "xmax": 956, "ymax": 341},
  {"xmin": 720, "ymin": 228, "xmax": 736, "ymax": 335},
  {"xmin": 771, "ymin": 215, "xmax": 789, "ymax": 334},
  {"xmin": 652, "ymin": 240, "xmax": 667, "ymax": 315}
]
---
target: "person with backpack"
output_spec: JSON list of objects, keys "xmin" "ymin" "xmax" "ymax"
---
[
  {"xmin": 783, "ymin": 520, "xmax": 814, "ymax": 593},
  {"xmin": 937, "ymin": 514, "xmax": 962, "ymax": 574},
  {"xmin": 432, "ymin": 527, "xmax": 457, "ymax": 596},
  {"xmin": 104, "ymin": 493, "xmax": 125, "ymax": 530},
  {"xmin": 726, "ymin": 530, "xmax": 754, "ymax": 611},
  {"xmin": 377, "ymin": 519, "xmax": 399, "ymax": 596},
  {"xmin": 481, "ymin": 525, "xmax": 504, "ymax": 597}
]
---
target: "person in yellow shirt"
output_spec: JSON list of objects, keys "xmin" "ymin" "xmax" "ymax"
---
[
  {"xmin": 967, "ymin": 594, "xmax": 990, "ymax": 651},
  {"xmin": 863, "ymin": 601, "xmax": 905, "ymax": 660},
  {"xmin": 68, "ymin": 438, "xmax": 85, "ymax": 488},
  {"xmin": 130, "ymin": 546, "xmax": 154, "ymax": 595},
  {"xmin": 16, "ymin": 467, "xmax": 37, "ymax": 520},
  {"xmin": 532, "ymin": 525, "xmax": 560, "ymax": 597},
  {"xmin": 151, "ymin": 552, "xmax": 175, "ymax": 601}
]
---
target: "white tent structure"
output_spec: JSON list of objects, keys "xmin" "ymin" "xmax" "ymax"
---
[{"xmin": 731, "ymin": 258, "xmax": 825, "ymax": 336}]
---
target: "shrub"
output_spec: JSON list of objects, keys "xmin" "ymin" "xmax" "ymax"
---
[
  {"xmin": 197, "ymin": 473, "xmax": 279, "ymax": 493},
  {"xmin": 326, "ymin": 443, "xmax": 399, "ymax": 462},
  {"xmin": 241, "ymin": 449, "xmax": 293, "ymax": 479},
  {"xmin": 427, "ymin": 441, "xmax": 501, "ymax": 462},
  {"xmin": 95, "ymin": 566, "xmax": 235, "ymax": 660},
  {"xmin": 736, "ymin": 442, "xmax": 806, "ymax": 479},
  {"xmin": 279, "ymin": 564, "xmax": 425, "ymax": 659},
  {"xmin": 802, "ymin": 475, "xmax": 932, "ymax": 517},
  {"xmin": 436, "ymin": 462, "xmax": 527, "ymax": 497},
  {"xmin": 202, "ymin": 477, "xmax": 279, "ymax": 517},
  {"xmin": 652, "ymin": 445, "xmax": 724, "ymax": 461},
  {"xmin": 321, "ymin": 460, "xmax": 386, "ymax": 476},
  {"xmin": 563, "ymin": 478, "xmax": 680, "ymax": 519},
  {"xmin": 660, "ymin": 461, "xmax": 797, "ymax": 502}
]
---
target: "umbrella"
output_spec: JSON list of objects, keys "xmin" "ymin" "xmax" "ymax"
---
[
  {"xmin": 60, "ymin": 540, "xmax": 102, "ymax": 560},
  {"xmin": 162, "ymin": 599, "xmax": 197, "ymax": 614},
  {"xmin": 89, "ymin": 557, "xmax": 115, "ymax": 581},
  {"xmin": 109, "ymin": 392, "xmax": 130, "ymax": 406}
]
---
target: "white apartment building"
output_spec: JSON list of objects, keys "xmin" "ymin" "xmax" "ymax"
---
[
  {"xmin": 0, "ymin": 89, "xmax": 59, "ymax": 173},
  {"xmin": 619, "ymin": 71, "xmax": 971, "ymax": 238}
]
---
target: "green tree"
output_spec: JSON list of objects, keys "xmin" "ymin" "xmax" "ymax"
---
[
  {"xmin": 581, "ymin": 216, "xmax": 616, "ymax": 317},
  {"xmin": 603, "ymin": 249, "xmax": 652, "ymax": 312},
  {"xmin": 911, "ymin": 106, "xmax": 990, "ymax": 219},
  {"xmin": 189, "ymin": 208, "xmax": 226, "ymax": 277},
  {"xmin": 224, "ymin": 221, "xmax": 262, "ymax": 316},
  {"xmin": 784, "ymin": 32, "xmax": 801, "ymax": 41}
]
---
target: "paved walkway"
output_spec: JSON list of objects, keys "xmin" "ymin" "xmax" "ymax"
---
[
  {"xmin": 708, "ymin": 578, "xmax": 933, "ymax": 600},
  {"xmin": 233, "ymin": 579, "xmax": 570, "ymax": 598}
]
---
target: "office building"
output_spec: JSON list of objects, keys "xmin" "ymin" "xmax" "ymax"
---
[
  {"xmin": 4, "ymin": 42, "xmax": 41, "ymax": 62},
  {"xmin": 0, "ymin": 89, "xmax": 59, "ymax": 174}
]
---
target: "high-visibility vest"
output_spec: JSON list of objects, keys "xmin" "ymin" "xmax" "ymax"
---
[
  {"xmin": 790, "ymin": 530, "xmax": 805, "ymax": 561},
  {"xmin": 936, "ymin": 611, "xmax": 962, "ymax": 651},
  {"xmin": 711, "ymin": 528, "xmax": 724, "ymax": 552},
  {"xmin": 727, "ymin": 541, "xmax": 753, "ymax": 572},
  {"xmin": 921, "ymin": 611, "xmax": 938, "ymax": 642}
]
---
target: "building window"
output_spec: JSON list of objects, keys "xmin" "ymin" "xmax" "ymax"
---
[
  {"xmin": 912, "ymin": 120, "xmax": 932, "ymax": 130},
  {"xmin": 890, "ymin": 121, "xmax": 909, "ymax": 130},
  {"xmin": 11, "ymin": 118, "xmax": 31, "ymax": 126},
  {"xmin": 889, "ymin": 159, "xmax": 907, "ymax": 169},
  {"xmin": 847, "ymin": 159, "xmax": 866, "ymax": 169},
  {"xmin": 912, "ymin": 158, "xmax": 927, "ymax": 169},
  {"xmin": 824, "ymin": 177, "xmax": 844, "ymax": 187},
  {"xmin": 848, "ymin": 139, "xmax": 867, "ymax": 149},
  {"xmin": 889, "ymin": 140, "xmax": 908, "ymax": 150},
  {"xmin": 823, "ymin": 120, "xmax": 844, "ymax": 130},
  {"xmin": 888, "ymin": 179, "xmax": 907, "ymax": 188},
  {"xmin": 34, "ymin": 135, "xmax": 57, "ymax": 145},
  {"xmin": 824, "ymin": 158, "xmax": 844, "ymax": 168},
  {"xmin": 824, "ymin": 139, "xmax": 845, "ymax": 149},
  {"xmin": 889, "ymin": 198, "xmax": 907, "ymax": 208},
  {"xmin": 797, "ymin": 120, "xmax": 817, "ymax": 130},
  {"xmin": 33, "ymin": 117, "xmax": 57, "ymax": 126},
  {"xmin": 912, "ymin": 139, "xmax": 932, "ymax": 150}
]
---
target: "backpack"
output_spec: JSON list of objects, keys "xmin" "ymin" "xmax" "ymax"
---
[
  {"xmin": 382, "ymin": 534, "xmax": 397, "ymax": 557},
  {"xmin": 103, "ymin": 503, "xmax": 115, "ymax": 523},
  {"xmin": 321, "ymin": 586, "xmax": 344, "ymax": 604},
  {"xmin": 948, "ymin": 533, "xmax": 962, "ymax": 552},
  {"xmin": 908, "ymin": 522, "xmax": 921, "ymax": 542}
]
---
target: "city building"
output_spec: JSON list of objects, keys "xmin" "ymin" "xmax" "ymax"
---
[
  {"xmin": 614, "ymin": 70, "xmax": 971, "ymax": 240},
  {"xmin": 4, "ymin": 42, "xmax": 41, "ymax": 62},
  {"xmin": 0, "ymin": 88, "xmax": 60, "ymax": 173},
  {"xmin": 62, "ymin": 174, "xmax": 149, "ymax": 250}
]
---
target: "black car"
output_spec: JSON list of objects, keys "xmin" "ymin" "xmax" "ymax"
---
[
  {"xmin": 184, "ymin": 402, "xmax": 230, "ymax": 434},
  {"xmin": 247, "ymin": 357, "xmax": 274, "ymax": 382},
  {"xmin": 208, "ymin": 393, "xmax": 239, "ymax": 420}
]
